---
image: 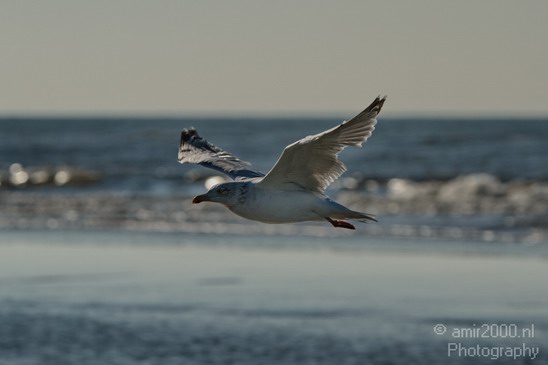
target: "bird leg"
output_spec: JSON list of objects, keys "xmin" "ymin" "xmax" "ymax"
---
[{"xmin": 325, "ymin": 217, "xmax": 355, "ymax": 230}]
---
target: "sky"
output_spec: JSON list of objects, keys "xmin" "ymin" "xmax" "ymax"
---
[{"xmin": 1, "ymin": 1, "xmax": 547, "ymax": 117}]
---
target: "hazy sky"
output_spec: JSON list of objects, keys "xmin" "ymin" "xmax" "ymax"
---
[{"xmin": 1, "ymin": 1, "xmax": 547, "ymax": 116}]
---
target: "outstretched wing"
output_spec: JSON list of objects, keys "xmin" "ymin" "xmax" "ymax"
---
[
  {"xmin": 178, "ymin": 128, "xmax": 265, "ymax": 180},
  {"xmin": 258, "ymin": 96, "xmax": 386, "ymax": 193}
]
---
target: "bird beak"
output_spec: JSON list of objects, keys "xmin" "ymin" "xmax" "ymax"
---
[{"xmin": 192, "ymin": 194, "xmax": 208, "ymax": 204}]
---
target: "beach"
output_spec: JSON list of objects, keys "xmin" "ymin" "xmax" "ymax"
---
[{"xmin": 0, "ymin": 230, "xmax": 546, "ymax": 364}]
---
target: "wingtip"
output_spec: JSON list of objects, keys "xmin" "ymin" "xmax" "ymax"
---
[
  {"xmin": 181, "ymin": 127, "xmax": 198, "ymax": 140},
  {"xmin": 364, "ymin": 95, "xmax": 387, "ymax": 115},
  {"xmin": 179, "ymin": 127, "xmax": 199, "ymax": 163}
]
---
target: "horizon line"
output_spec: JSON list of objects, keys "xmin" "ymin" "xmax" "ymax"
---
[{"xmin": 1, "ymin": 111, "xmax": 547, "ymax": 120}]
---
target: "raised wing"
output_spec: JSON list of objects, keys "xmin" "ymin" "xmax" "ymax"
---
[
  {"xmin": 258, "ymin": 96, "xmax": 386, "ymax": 193},
  {"xmin": 178, "ymin": 128, "xmax": 265, "ymax": 180}
]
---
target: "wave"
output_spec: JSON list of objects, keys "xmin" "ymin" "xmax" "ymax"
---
[
  {"xmin": 337, "ymin": 173, "xmax": 548, "ymax": 219},
  {"xmin": 0, "ymin": 173, "xmax": 546, "ymax": 244},
  {"xmin": 0, "ymin": 163, "xmax": 101, "ymax": 188}
]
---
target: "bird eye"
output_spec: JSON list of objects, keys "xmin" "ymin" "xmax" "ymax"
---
[{"xmin": 217, "ymin": 187, "xmax": 227, "ymax": 194}]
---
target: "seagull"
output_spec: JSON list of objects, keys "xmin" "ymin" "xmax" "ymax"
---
[{"xmin": 178, "ymin": 96, "xmax": 386, "ymax": 230}]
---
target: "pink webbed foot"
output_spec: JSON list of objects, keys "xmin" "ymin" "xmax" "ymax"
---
[{"xmin": 325, "ymin": 217, "xmax": 355, "ymax": 230}]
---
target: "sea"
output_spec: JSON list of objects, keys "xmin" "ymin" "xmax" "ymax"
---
[
  {"xmin": 0, "ymin": 117, "xmax": 547, "ymax": 242},
  {"xmin": 2, "ymin": 117, "xmax": 548, "ymax": 190}
]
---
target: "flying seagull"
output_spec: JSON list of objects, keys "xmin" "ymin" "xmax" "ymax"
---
[{"xmin": 178, "ymin": 96, "xmax": 386, "ymax": 230}]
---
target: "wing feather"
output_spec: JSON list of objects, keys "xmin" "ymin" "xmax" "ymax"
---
[
  {"xmin": 258, "ymin": 96, "xmax": 386, "ymax": 192},
  {"xmin": 178, "ymin": 128, "xmax": 264, "ymax": 180}
]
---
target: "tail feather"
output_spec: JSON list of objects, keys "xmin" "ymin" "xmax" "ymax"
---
[
  {"xmin": 345, "ymin": 210, "xmax": 377, "ymax": 223},
  {"xmin": 330, "ymin": 209, "xmax": 377, "ymax": 223}
]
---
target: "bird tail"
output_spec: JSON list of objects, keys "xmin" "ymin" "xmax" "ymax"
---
[{"xmin": 332, "ymin": 209, "xmax": 377, "ymax": 223}]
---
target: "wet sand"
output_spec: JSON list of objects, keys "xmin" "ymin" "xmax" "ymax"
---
[{"xmin": 0, "ymin": 230, "xmax": 547, "ymax": 364}]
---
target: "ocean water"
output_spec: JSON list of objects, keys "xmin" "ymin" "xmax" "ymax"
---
[
  {"xmin": 0, "ymin": 117, "xmax": 547, "ymax": 242},
  {"xmin": 1, "ymin": 117, "xmax": 548, "ymax": 192}
]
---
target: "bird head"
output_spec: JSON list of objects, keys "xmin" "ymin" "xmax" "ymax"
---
[{"xmin": 192, "ymin": 182, "xmax": 245, "ymax": 207}]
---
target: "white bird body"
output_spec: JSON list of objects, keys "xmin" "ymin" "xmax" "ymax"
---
[
  {"xmin": 225, "ymin": 183, "xmax": 356, "ymax": 224},
  {"xmin": 179, "ymin": 96, "xmax": 386, "ymax": 230}
]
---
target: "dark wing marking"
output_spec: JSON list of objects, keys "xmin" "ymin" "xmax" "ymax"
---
[{"xmin": 178, "ymin": 128, "xmax": 265, "ymax": 180}]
